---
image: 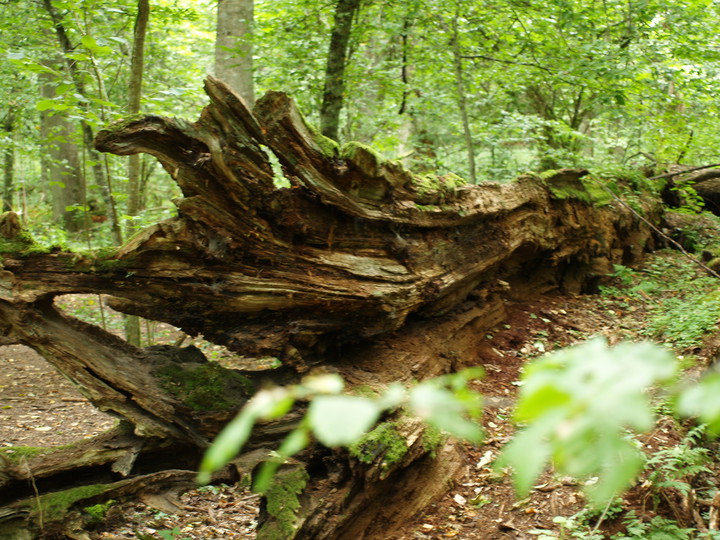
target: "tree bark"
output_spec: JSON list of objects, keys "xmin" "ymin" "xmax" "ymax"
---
[
  {"xmin": 124, "ymin": 0, "xmax": 151, "ymax": 346},
  {"xmin": 0, "ymin": 78, "xmax": 663, "ymax": 538},
  {"xmin": 215, "ymin": 0, "xmax": 255, "ymax": 106},
  {"xmin": 42, "ymin": 0, "xmax": 123, "ymax": 244},
  {"xmin": 39, "ymin": 71, "xmax": 87, "ymax": 232},
  {"xmin": 126, "ymin": 0, "xmax": 150, "ymax": 222},
  {"xmin": 320, "ymin": 0, "xmax": 361, "ymax": 141},
  {"xmin": 441, "ymin": 9, "xmax": 477, "ymax": 184},
  {"xmin": 1, "ymin": 107, "xmax": 16, "ymax": 212}
]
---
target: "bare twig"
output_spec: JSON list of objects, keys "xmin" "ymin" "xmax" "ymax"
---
[
  {"xmin": 591, "ymin": 497, "xmax": 617, "ymax": 534},
  {"xmin": 24, "ymin": 460, "xmax": 44, "ymax": 537}
]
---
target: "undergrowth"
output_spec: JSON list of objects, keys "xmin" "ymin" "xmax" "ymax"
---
[{"xmin": 599, "ymin": 252, "xmax": 720, "ymax": 351}]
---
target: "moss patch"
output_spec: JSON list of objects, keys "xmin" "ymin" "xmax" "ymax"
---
[
  {"xmin": 300, "ymin": 113, "xmax": 339, "ymax": 158},
  {"xmin": 0, "ymin": 232, "xmax": 52, "ymax": 257},
  {"xmin": 349, "ymin": 421, "xmax": 408, "ymax": 468},
  {"xmin": 32, "ymin": 484, "xmax": 108, "ymax": 522},
  {"xmin": 155, "ymin": 361, "xmax": 254, "ymax": 411},
  {"xmin": 83, "ymin": 499, "xmax": 116, "ymax": 526},
  {"xmin": 66, "ymin": 250, "xmax": 131, "ymax": 273},
  {"xmin": 421, "ymin": 425, "xmax": 448, "ymax": 459},
  {"xmin": 1, "ymin": 445, "xmax": 49, "ymax": 462},
  {"xmin": 414, "ymin": 172, "xmax": 466, "ymax": 196},
  {"xmin": 256, "ymin": 466, "xmax": 309, "ymax": 540},
  {"xmin": 542, "ymin": 170, "xmax": 613, "ymax": 205},
  {"xmin": 341, "ymin": 142, "xmax": 382, "ymax": 176},
  {"xmin": 104, "ymin": 113, "xmax": 150, "ymax": 133}
]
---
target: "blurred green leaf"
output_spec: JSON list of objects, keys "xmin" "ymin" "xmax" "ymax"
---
[
  {"xmin": 308, "ymin": 395, "xmax": 381, "ymax": 447},
  {"xmin": 500, "ymin": 338, "xmax": 677, "ymax": 506}
]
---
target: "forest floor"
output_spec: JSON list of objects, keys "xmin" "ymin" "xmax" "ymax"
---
[{"xmin": 1, "ymin": 246, "xmax": 719, "ymax": 539}]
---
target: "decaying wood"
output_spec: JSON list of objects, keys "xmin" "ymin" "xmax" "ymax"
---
[
  {"xmin": 0, "ymin": 468, "xmax": 227, "ymax": 539},
  {"xmin": 0, "ymin": 77, "xmax": 664, "ymax": 538}
]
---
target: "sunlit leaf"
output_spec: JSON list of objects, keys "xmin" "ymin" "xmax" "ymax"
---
[{"xmin": 308, "ymin": 395, "xmax": 381, "ymax": 447}]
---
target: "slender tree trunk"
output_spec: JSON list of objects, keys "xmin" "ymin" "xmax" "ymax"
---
[
  {"xmin": 2, "ymin": 107, "xmax": 16, "ymax": 212},
  {"xmin": 42, "ymin": 0, "xmax": 123, "ymax": 245},
  {"xmin": 447, "ymin": 13, "xmax": 477, "ymax": 184},
  {"xmin": 215, "ymin": 0, "xmax": 255, "ymax": 106},
  {"xmin": 124, "ymin": 0, "xmax": 150, "ymax": 346},
  {"xmin": 126, "ymin": 0, "xmax": 150, "ymax": 222},
  {"xmin": 320, "ymin": 0, "xmax": 361, "ymax": 141},
  {"xmin": 39, "ymin": 72, "xmax": 87, "ymax": 232}
]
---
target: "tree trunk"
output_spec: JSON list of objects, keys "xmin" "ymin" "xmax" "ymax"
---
[
  {"xmin": 126, "ymin": 0, "xmax": 150, "ymax": 222},
  {"xmin": 124, "ymin": 0, "xmax": 151, "ymax": 346},
  {"xmin": 42, "ymin": 0, "xmax": 123, "ymax": 245},
  {"xmin": 442, "ymin": 10, "xmax": 477, "ymax": 184},
  {"xmin": 215, "ymin": 0, "xmax": 255, "ymax": 106},
  {"xmin": 0, "ymin": 78, "xmax": 663, "ymax": 538},
  {"xmin": 1, "ymin": 107, "xmax": 16, "ymax": 212},
  {"xmin": 39, "ymin": 72, "xmax": 87, "ymax": 232},
  {"xmin": 320, "ymin": 0, "xmax": 361, "ymax": 141}
]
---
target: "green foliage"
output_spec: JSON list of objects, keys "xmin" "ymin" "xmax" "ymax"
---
[
  {"xmin": 614, "ymin": 511, "xmax": 697, "ymax": 539},
  {"xmin": 611, "ymin": 264, "xmax": 639, "ymax": 287},
  {"xmin": 498, "ymin": 338, "xmax": 677, "ymax": 507},
  {"xmin": 598, "ymin": 253, "xmax": 720, "ymax": 351},
  {"xmin": 666, "ymin": 211, "xmax": 720, "ymax": 254},
  {"xmin": 644, "ymin": 425, "xmax": 711, "ymax": 499},
  {"xmin": 645, "ymin": 289, "xmax": 720, "ymax": 350},
  {"xmin": 530, "ymin": 498, "xmax": 624, "ymax": 539},
  {"xmin": 677, "ymin": 373, "xmax": 720, "ymax": 435},
  {"xmin": 409, "ymin": 367, "xmax": 485, "ymax": 443},
  {"xmin": 307, "ymin": 394, "xmax": 384, "ymax": 447}
]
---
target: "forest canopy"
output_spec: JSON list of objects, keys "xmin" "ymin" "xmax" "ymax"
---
[{"xmin": 2, "ymin": 0, "xmax": 720, "ymax": 247}]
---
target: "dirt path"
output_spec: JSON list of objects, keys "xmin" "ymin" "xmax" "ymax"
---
[{"xmin": 0, "ymin": 344, "xmax": 116, "ymax": 449}]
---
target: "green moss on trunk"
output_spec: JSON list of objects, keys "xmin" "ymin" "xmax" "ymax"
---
[
  {"xmin": 256, "ymin": 466, "xmax": 309, "ymax": 540},
  {"xmin": 349, "ymin": 421, "xmax": 408, "ymax": 469},
  {"xmin": 32, "ymin": 484, "xmax": 108, "ymax": 522},
  {"xmin": 155, "ymin": 360, "xmax": 254, "ymax": 412}
]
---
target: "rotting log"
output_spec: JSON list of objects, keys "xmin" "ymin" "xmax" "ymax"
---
[{"xmin": 0, "ymin": 77, "xmax": 664, "ymax": 538}]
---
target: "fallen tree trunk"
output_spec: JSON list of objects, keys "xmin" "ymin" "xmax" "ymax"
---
[{"xmin": 0, "ymin": 77, "xmax": 663, "ymax": 538}]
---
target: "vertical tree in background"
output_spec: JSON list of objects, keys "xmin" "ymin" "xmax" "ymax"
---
[
  {"xmin": 215, "ymin": 0, "xmax": 255, "ymax": 105},
  {"xmin": 1, "ymin": 104, "xmax": 16, "ymax": 212},
  {"xmin": 126, "ymin": 0, "xmax": 150, "ymax": 225},
  {"xmin": 124, "ymin": 0, "xmax": 151, "ymax": 347},
  {"xmin": 320, "ymin": 0, "xmax": 361, "ymax": 141},
  {"xmin": 39, "ymin": 69, "xmax": 86, "ymax": 232},
  {"xmin": 440, "ymin": 7, "xmax": 477, "ymax": 184},
  {"xmin": 41, "ymin": 0, "xmax": 123, "ymax": 244}
]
